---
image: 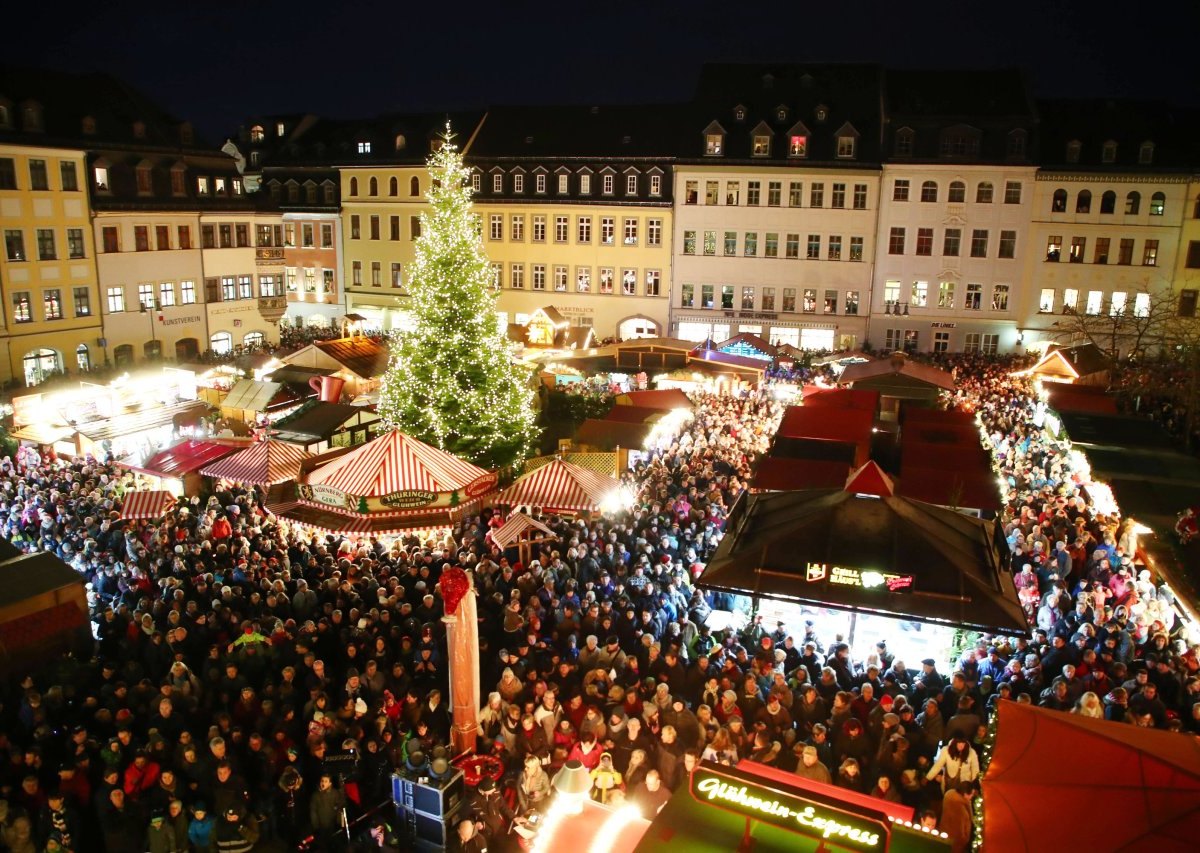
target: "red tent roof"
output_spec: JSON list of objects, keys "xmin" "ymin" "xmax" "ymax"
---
[
  {"xmin": 777, "ymin": 406, "xmax": 874, "ymax": 443},
  {"xmin": 306, "ymin": 430, "xmax": 487, "ymax": 496},
  {"xmin": 897, "ymin": 465, "xmax": 1001, "ymax": 511},
  {"xmin": 1046, "ymin": 384, "xmax": 1120, "ymax": 415},
  {"xmin": 752, "ymin": 457, "xmax": 852, "ymax": 491},
  {"xmin": 614, "ymin": 389, "xmax": 693, "ymax": 411},
  {"xmin": 901, "ymin": 442, "xmax": 992, "ymax": 471},
  {"xmin": 844, "ymin": 460, "xmax": 894, "ymax": 497},
  {"xmin": 199, "ymin": 439, "xmax": 312, "ymax": 487},
  {"xmin": 122, "ymin": 441, "xmax": 239, "ymax": 479},
  {"xmin": 119, "ymin": 490, "xmax": 177, "ymax": 520},
  {"xmin": 800, "ymin": 387, "xmax": 880, "ymax": 412},
  {"xmin": 497, "ymin": 459, "xmax": 619, "ymax": 514},
  {"xmin": 983, "ymin": 701, "xmax": 1200, "ymax": 852},
  {"xmin": 902, "ymin": 423, "xmax": 982, "ymax": 447},
  {"xmin": 603, "ymin": 405, "xmax": 671, "ymax": 424},
  {"xmin": 901, "ymin": 407, "xmax": 979, "ymax": 428}
]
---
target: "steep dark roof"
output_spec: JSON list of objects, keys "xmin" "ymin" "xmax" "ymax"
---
[
  {"xmin": 681, "ymin": 63, "xmax": 883, "ymax": 164},
  {"xmin": 469, "ymin": 104, "xmax": 683, "ymax": 158},
  {"xmin": 1035, "ymin": 99, "xmax": 1192, "ymax": 170},
  {"xmin": 0, "ymin": 552, "xmax": 84, "ymax": 609},
  {"xmin": 885, "ymin": 68, "xmax": 1033, "ymax": 118},
  {"xmin": 0, "ymin": 65, "xmax": 205, "ymax": 149}
]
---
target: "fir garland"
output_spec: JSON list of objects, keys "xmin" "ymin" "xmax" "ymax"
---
[{"xmin": 972, "ymin": 705, "xmax": 1000, "ymax": 851}]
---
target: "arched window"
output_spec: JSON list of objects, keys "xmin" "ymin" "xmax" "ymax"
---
[
  {"xmin": 112, "ymin": 345, "xmax": 134, "ymax": 368},
  {"xmin": 1051, "ymin": 189, "xmax": 1068, "ymax": 212},
  {"xmin": 920, "ymin": 181, "xmax": 938, "ymax": 203},
  {"xmin": 243, "ymin": 331, "xmax": 265, "ymax": 348},
  {"xmin": 76, "ymin": 344, "xmax": 90, "ymax": 372},
  {"xmin": 976, "ymin": 182, "xmax": 993, "ymax": 204},
  {"xmin": 394, "ymin": 134, "xmax": 406, "ymax": 151},
  {"xmin": 409, "ymin": 176, "xmax": 420, "ymax": 197},
  {"xmin": 144, "ymin": 340, "xmax": 162, "ymax": 360},
  {"xmin": 1075, "ymin": 190, "xmax": 1091, "ymax": 214},
  {"xmin": 1138, "ymin": 141, "xmax": 1155, "ymax": 165},
  {"xmin": 23, "ymin": 348, "xmax": 60, "ymax": 385},
  {"xmin": 250, "ymin": 125, "xmax": 264, "ymax": 143},
  {"xmin": 369, "ymin": 177, "xmax": 378, "ymax": 196},
  {"xmin": 210, "ymin": 332, "xmax": 232, "ymax": 355},
  {"xmin": 349, "ymin": 177, "xmax": 358, "ymax": 197},
  {"xmin": 389, "ymin": 176, "xmax": 398, "ymax": 196},
  {"xmin": 948, "ymin": 181, "xmax": 966, "ymax": 203},
  {"xmin": 1100, "ymin": 191, "xmax": 1116, "ymax": 214},
  {"xmin": 1125, "ymin": 191, "xmax": 1140, "ymax": 215},
  {"xmin": 1150, "ymin": 192, "xmax": 1165, "ymax": 216}
]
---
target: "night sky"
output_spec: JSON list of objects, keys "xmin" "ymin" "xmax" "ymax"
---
[{"xmin": 8, "ymin": 0, "xmax": 1198, "ymax": 143}]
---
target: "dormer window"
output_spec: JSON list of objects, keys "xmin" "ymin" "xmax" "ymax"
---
[
  {"xmin": 357, "ymin": 141, "xmax": 371, "ymax": 154},
  {"xmin": 276, "ymin": 122, "xmax": 285, "ymax": 137},
  {"xmin": 1066, "ymin": 140, "xmax": 1081, "ymax": 163},
  {"xmin": 197, "ymin": 176, "xmax": 210, "ymax": 196},
  {"xmin": 250, "ymin": 125, "xmax": 265, "ymax": 143},
  {"xmin": 135, "ymin": 161, "xmax": 153, "ymax": 195},
  {"xmin": 580, "ymin": 172, "xmax": 591, "ymax": 195},
  {"xmin": 733, "ymin": 105, "xmax": 746, "ymax": 122},
  {"xmin": 93, "ymin": 161, "xmax": 110, "ymax": 192},
  {"xmin": 132, "ymin": 121, "xmax": 146, "ymax": 139},
  {"xmin": 752, "ymin": 134, "xmax": 771, "ymax": 157},
  {"xmin": 179, "ymin": 123, "xmax": 193, "ymax": 145},
  {"xmin": 837, "ymin": 137, "xmax": 856, "ymax": 158},
  {"xmin": 0, "ymin": 101, "xmax": 11, "ymax": 130},
  {"xmin": 535, "ymin": 173, "xmax": 546, "ymax": 194},
  {"xmin": 1102, "ymin": 140, "xmax": 1117, "ymax": 163},
  {"xmin": 21, "ymin": 102, "xmax": 42, "ymax": 132},
  {"xmin": 215, "ymin": 177, "xmax": 227, "ymax": 194},
  {"xmin": 789, "ymin": 135, "xmax": 807, "ymax": 157},
  {"xmin": 491, "ymin": 173, "xmax": 502, "ymax": 193},
  {"xmin": 170, "ymin": 163, "xmax": 186, "ymax": 196},
  {"xmin": 1139, "ymin": 141, "xmax": 1155, "ymax": 165},
  {"xmin": 705, "ymin": 132, "xmax": 724, "ymax": 155},
  {"xmin": 625, "ymin": 173, "xmax": 637, "ymax": 195},
  {"xmin": 602, "ymin": 173, "xmax": 614, "ymax": 195},
  {"xmin": 894, "ymin": 127, "xmax": 915, "ymax": 156},
  {"xmin": 557, "ymin": 174, "xmax": 569, "ymax": 194},
  {"xmin": 232, "ymin": 178, "xmax": 242, "ymax": 196},
  {"xmin": 1006, "ymin": 129, "xmax": 1028, "ymax": 160},
  {"xmin": 775, "ymin": 105, "xmax": 788, "ymax": 122},
  {"xmin": 514, "ymin": 173, "xmax": 524, "ymax": 193},
  {"xmin": 814, "ymin": 104, "xmax": 828, "ymax": 123}
]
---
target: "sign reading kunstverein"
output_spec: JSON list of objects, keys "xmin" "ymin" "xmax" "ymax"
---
[{"xmin": 690, "ymin": 768, "xmax": 888, "ymax": 850}]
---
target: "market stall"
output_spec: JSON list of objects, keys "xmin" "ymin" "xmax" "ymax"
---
[
  {"xmin": 496, "ymin": 458, "xmax": 622, "ymax": 516},
  {"xmin": 981, "ymin": 701, "xmax": 1200, "ymax": 852},
  {"xmin": 0, "ymin": 552, "xmax": 90, "ymax": 677},
  {"xmin": 118, "ymin": 490, "xmax": 177, "ymax": 521},
  {"xmin": 118, "ymin": 440, "xmax": 242, "ymax": 496},
  {"xmin": 265, "ymin": 429, "xmax": 497, "ymax": 540},
  {"xmin": 488, "ymin": 511, "xmax": 559, "ymax": 566},
  {"xmin": 199, "ymin": 439, "xmax": 312, "ymax": 488}
]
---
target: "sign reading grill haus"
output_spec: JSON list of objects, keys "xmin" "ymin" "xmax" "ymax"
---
[
  {"xmin": 806, "ymin": 562, "xmax": 915, "ymax": 593},
  {"xmin": 690, "ymin": 767, "xmax": 888, "ymax": 850}
]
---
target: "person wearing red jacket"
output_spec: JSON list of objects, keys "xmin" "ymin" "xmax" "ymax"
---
[{"xmin": 123, "ymin": 750, "xmax": 161, "ymax": 801}]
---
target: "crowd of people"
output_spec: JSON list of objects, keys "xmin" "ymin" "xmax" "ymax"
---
[{"xmin": 0, "ymin": 357, "xmax": 1196, "ymax": 853}]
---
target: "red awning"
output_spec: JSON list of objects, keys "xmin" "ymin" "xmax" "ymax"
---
[
  {"xmin": 199, "ymin": 439, "xmax": 311, "ymax": 487},
  {"xmin": 983, "ymin": 701, "xmax": 1200, "ymax": 852},
  {"xmin": 496, "ymin": 459, "xmax": 618, "ymax": 514},
  {"xmin": 1046, "ymin": 385, "xmax": 1120, "ymax": 415},
  {"xmin": 778, "ymin": 406, "xmax": 874, "ymax": 443},
  {"xmin": 120, "ymin": 490, "xmax": 177, "ymax": 520},
  {"xmin": 901, "ymin": 407, "xmax": 979, "ymax": 428},
  {"xmin": 752, "ymin": 457, "xmax": 852, "ymax": 491},
  {"xmin": 122, "ymin": 441, "xmax": 239, "ymax": 479},
  {"xmin": 801, "ymin": 387, "xmax": 880, "ymax": 411}
]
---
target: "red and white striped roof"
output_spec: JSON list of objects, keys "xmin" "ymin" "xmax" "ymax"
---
[
  {"xmin": 306, "ymin": 430, "xmax": 488, "ymax": 496},
  {"xmin": 120, "ymin": 490, "xmax": 176, "ymax": 520},
  {"xmin": 496, "ymin": 459, "xmax": 618, "ymax": 514},
  {"xmin": 199, "ymin": 440, "xmax": 311, "ymax": 487},
  {"xmin": 490, "ymin": 512, "xmax": 558, "ymax": 549}
]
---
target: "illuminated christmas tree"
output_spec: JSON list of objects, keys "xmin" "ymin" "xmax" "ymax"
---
[{"xmin": 377, "ymin": 125, "xmax": 538, "ymax": 468}]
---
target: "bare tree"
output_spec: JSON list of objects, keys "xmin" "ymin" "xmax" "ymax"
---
[{"xmin": 1051, "ymin": 281, "xmax": 1180, "ymax": 361}]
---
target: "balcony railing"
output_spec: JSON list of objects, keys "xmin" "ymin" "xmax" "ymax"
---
[{"xmin": 883, "ymin": 300, "xmax": 910, "ymax": 316}]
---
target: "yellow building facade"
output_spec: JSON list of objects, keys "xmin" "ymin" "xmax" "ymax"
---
[{"xmin": 0, "ymin": 144, "xmax": 103, "ymax": 385}]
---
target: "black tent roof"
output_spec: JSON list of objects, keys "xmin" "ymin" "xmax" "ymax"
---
[
  {"xmin": 699, "ymin": 489, "xmax": 1026, "ymax": 634},
  {"xmin": 0, "ymin": 552, "xmax": 85, "ymax": 610}
]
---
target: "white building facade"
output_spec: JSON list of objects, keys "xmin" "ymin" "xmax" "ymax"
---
[{"xmin": 870, "ymin": 164, "xmax": 1035, "ymax": 354}]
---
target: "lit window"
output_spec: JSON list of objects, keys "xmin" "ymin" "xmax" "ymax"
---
[
  {"xmin": 836, "ymin": 136, "xmax": 856, "ymax": 158},
  {"xmin": 357, "ymin": 141, "xmax": 371, "ymax": 154},
  {"xmin": 705, "ymin": 133, "xmax": 723, "ymax": 155}
]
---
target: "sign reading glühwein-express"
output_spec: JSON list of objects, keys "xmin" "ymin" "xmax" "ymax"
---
[{"xmin": 690, "ymin": 767, "xmax": 889, "ymax": 850}]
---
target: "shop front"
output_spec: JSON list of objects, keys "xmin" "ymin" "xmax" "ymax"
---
[
  {"xmin": 206, "ymin": 300, "xmax": 276, "ymax": 355},
  {"xmin": 673, "ymin": 311, "xmax": 859, "ymax": 352}
]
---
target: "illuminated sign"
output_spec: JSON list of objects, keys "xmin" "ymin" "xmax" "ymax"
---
[
  {"xmin": 807, "ymin": 563, "xmax": 915, "ymax": 593},
  {"xmin": 379, "ymin": 489, "xmax": 437, "ymax": 509},
  {"xmin": 298, "ymin": 484, "xmax": 356, "ymax": 511},
  {"xmin": 463, "ymin": 472, "xmax": 499, "ymax": 499},
  {"xmin": 691, "ymin": 769, "xmax": 887, "ymax": 850}
]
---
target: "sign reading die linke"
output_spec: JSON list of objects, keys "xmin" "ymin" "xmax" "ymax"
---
[
  {"xmin": 807, "ymin": 563, "xmax": 915, "ymax": 593},
  {"xmin": 691, "ymin": 767, "xmax": 888, "ymax": 850},
  {"xmin": 379, "ymin": 489, "xmax": 438, "ymax": 509},
  {"xmin": 464, "ymin": 472, "xmax": 499, "ymax": 499}
]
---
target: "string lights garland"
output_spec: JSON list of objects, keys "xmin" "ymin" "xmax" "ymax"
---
[{"xmin": 377, "ymin": 124, "xmax": 539, "ymax": 468}]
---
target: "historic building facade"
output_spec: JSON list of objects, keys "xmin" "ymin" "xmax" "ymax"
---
[
  {"xmin": 467, "ymin": 105, "xmax": 675, "ymax": 341},
  {"xmin": 670, "ymin": 65, "xmax": 882, "ymax": 350}
]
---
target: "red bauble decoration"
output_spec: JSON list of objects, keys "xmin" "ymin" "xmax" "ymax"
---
[{"xmin": 440, "ymin": 567, "xmax": 470, "ymax": 615}]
